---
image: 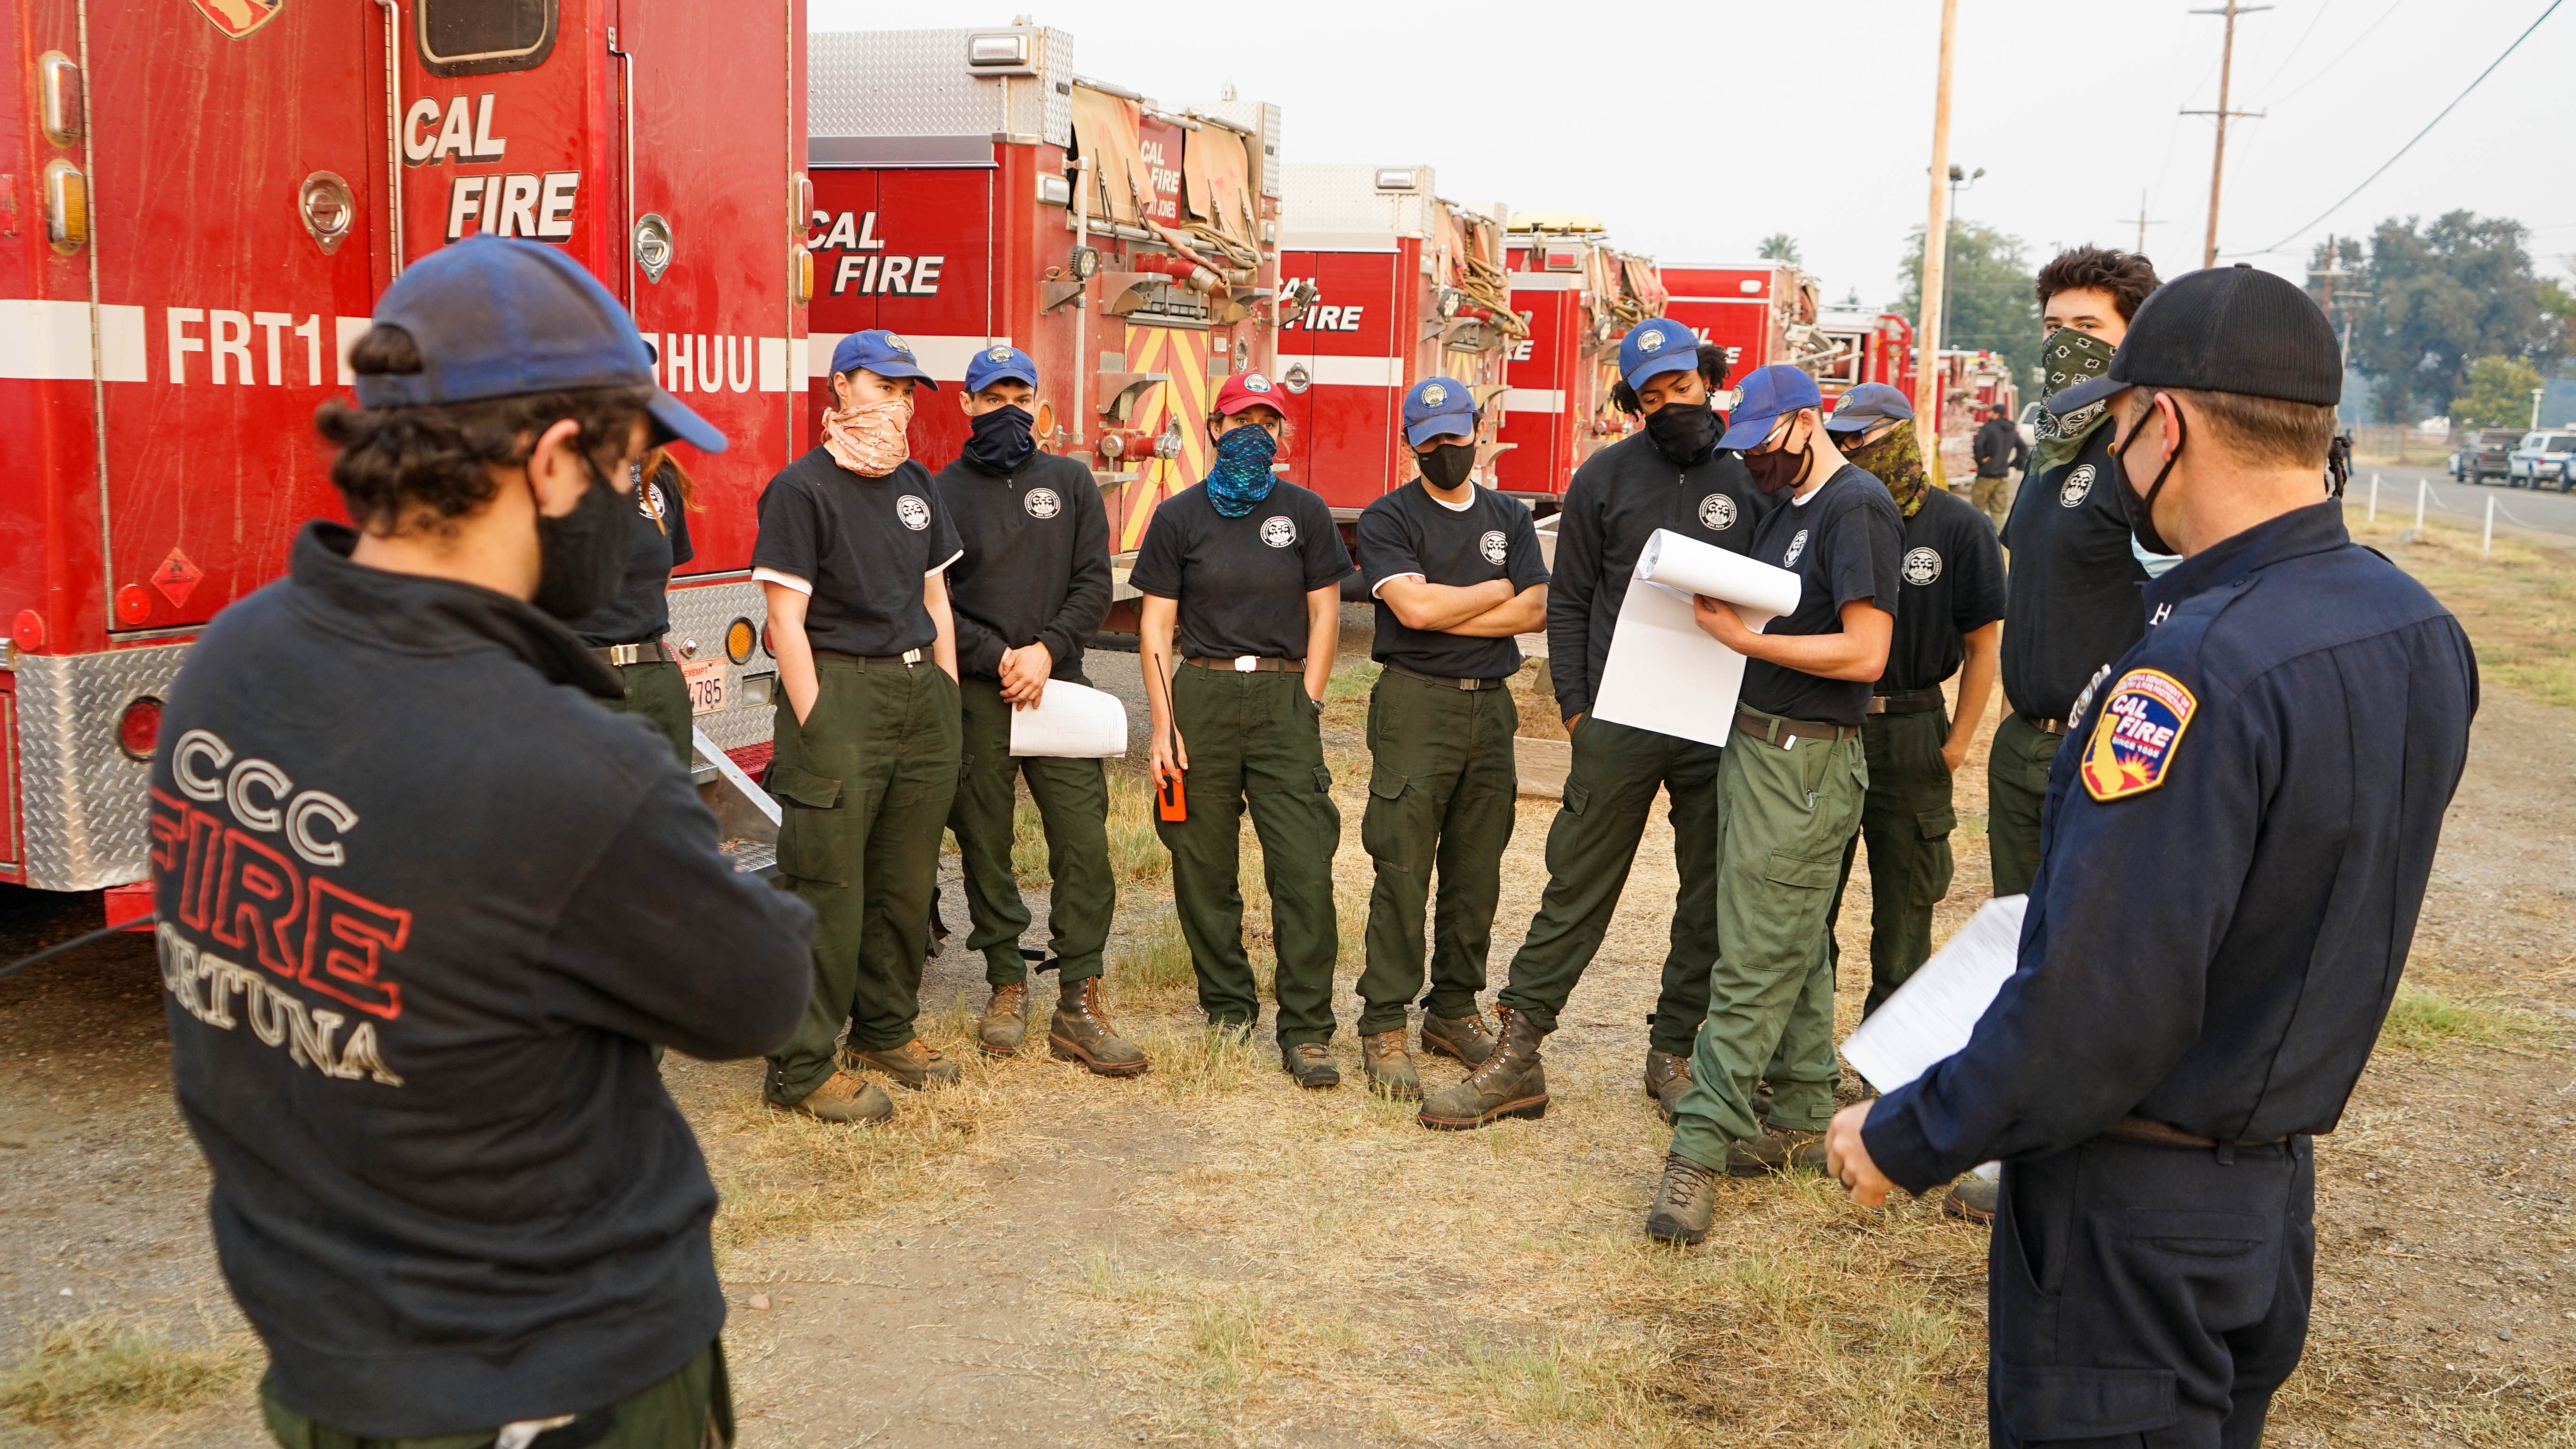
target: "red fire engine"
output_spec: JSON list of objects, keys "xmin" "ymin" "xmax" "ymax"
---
[
  {"xmin": 1663, "ymin": 262, "xmax": 1919, "ymax": 410},
  {"xmin": 1273, "ymin": 165, "xmax": 1518, "ymax": 518},
  {"xmin": 1492, "ymin": 215, "xmax": 1666, "ymax": 506},
  {"xmin": 802, "ymin": 23, "xmax": 1283, "ymax": 613},
  {"xmin": 1, "ymin": 0, "xmax": 806, "ymax": 903}
]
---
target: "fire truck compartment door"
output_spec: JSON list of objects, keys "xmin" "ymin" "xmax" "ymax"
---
[
  {"xmin": 1071, "ymin": 87, "xmax": 1150, "ymax": 227},
  {"xmin": 92, "ymin": 0, "xmax": 382, "ymax": 634}
]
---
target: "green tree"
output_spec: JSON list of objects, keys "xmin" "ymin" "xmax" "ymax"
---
[
  {"xmin": 1758, "ymin": 232, "xmax": 1802, "ymax": 264},
  {"xmin": 1897, "ymin": 219, "xmax": 2039, "ymax": 357},
  {"xmin": 2347, "ymin": 211, "xmax": 2558, "ymax": 424},
  {"xmin": 2448, "ymin": 355, "xmax": 2544, "ymax": 429}
]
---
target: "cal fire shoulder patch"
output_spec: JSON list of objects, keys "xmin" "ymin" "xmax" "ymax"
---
[{"xmin": 2079, "ymin": 668, "xmax": 2197, "ymax": 802}]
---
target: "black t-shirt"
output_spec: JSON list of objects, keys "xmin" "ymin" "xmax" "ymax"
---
[
  {"xmin": 1999, "ymin": 424, "xmax": 2149, "ymax": 721},
  {"xmin": 1129, "ymin": 480, "xmax": 1352, "ymax": 661},
  {"xmin": 1357, "ymin": 482, "xmax": 1550, "ymax": 679},
  {"xmin": 933, "ymin": 451, "xmax": 1112, "ymax": 683},
  {"xmin": 574, "ymin": 462, "xmax": 695, "ymax": 647},
  {"xmin": 1882, "ymin": 487, "xmax": 2008, "ymax": 692},
  {"xmin": 1544, "ymin": 432, "xmax": 1775, "ymax": 720},
  {"xmin": 750, "ymin": 448, "xmax": 963, "ymax": 658},
  {"xmin": 1740, "ymin": 465, "xmax": 1904, "ymax": 727}
]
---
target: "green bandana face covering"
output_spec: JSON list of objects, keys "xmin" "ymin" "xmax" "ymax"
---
[
  {"xmin": 2032, "ymin": 327, "xmax": 2119, "ymax": 476},
  {"xmin": 1843, "ymin": 424, "xmax": 1930, "ymax": 517}
]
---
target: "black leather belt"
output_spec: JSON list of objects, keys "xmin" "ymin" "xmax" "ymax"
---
[
  {"xmin": 1866, "ymin": 687, "xmax": 1945, "ymax": 716},
  {"xmin": 2024, "ymin": 712, "xmax": 2067, "ymax": 736},
  {"xmin": 2100, "ymin": 1114, "xmax": 2291, "ymax": 1150},
  {"xmin": 815, "ymin": 647, "xmax": 926, "ymax": 666},
  {"xmin": 592, "ymin": 642, "xmax": 672, "ymax": 667},
  {"xmin": 1183, "ymin": 655, "xmax": 1300, "ymax": 673},
  {"xmin": 1383, "ymin": 661, "xmax": 1509, "ymax": 691},
  {"xmin": 1735, "ymin": 704, "xmax": 1860, "ymax": 744}
]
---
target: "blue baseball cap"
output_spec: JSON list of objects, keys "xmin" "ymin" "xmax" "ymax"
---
[
  {"xmin": 830, "ymin": 329, "xmax": 939, "ymax": 389},
  {"xmin": 353, "ymin": 235, "xmax": 725, "ymax": 452},
  {"xmin": 1717, "ymin": 364, "xmax": 1826, "ymax": 450},
  {"xmin": 1825, "ymin": 381, "xmax": 1913, "ymax": 433},
  {"xmin": 963, "ymin": 343, "xmax": 1038, "ymax": 394},
  {"xmin": 1617, "ymin": 317, "xmax": 1699, "ymax": 392},
  {"xmin": 1402, "ymin": 375, "xmax": 1478, "ymax": 446}
]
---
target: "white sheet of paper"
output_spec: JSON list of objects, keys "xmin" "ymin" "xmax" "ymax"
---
[
  {"xmin": 1840, "ymin": 894, "xmax": 2029, "ymax": 1094},
  {"xmin": 1007, "ymin": 680, "xmax": 1130, "ymax": 758},
  {"xmin": 1589, "ymin": 529, "xmax": 1806, "ymax": 748}
]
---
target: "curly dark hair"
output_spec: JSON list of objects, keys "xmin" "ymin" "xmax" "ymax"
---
[
  {"xmin": 313, "ymin": 325, "xmax": 653, "ymax": 536},
  {"xmin": 1611, "ymin": 341, "xmax": 1732, "ymax": 416},
  {"xmin": 2034, "ymin": 247, "xmax": 2161, "ymax": 323}
]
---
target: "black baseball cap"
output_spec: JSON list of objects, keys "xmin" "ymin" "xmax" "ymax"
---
[{"xmin": 2042, "ymin": 264, "xmax": 2340, "ymax": 417}]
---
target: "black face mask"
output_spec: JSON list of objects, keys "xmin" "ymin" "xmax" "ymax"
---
[
  {"xmin": 1416, "ymin": 441, "xmax": 1476, "ymax": 490},
  {"xmin": 1643, "ymin": 400, "xmax": 1720, "ymax": 466},
  {"xmin": 1742, "ymin": 417, "xmax": 1813, "ymax": 495},
  {"xmin": 962, "ymin": 403, "xmax": 1036, "ymax": 475},
  {"xmin": 2111, "ymin": 398, "xmax": 2186, "ymax": 557},
  {"xmin": 531, "ymin": 459, "xmax": 634, "ymax": 621}
]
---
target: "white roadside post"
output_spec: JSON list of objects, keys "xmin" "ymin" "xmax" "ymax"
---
[
  {"xmin": 2368, "ymin": 473, "xmax": 2379, "ymax": 522},
  {"xmin": 2414, "ymin": 478, "xmax": 2426, "ymax": 533},
  {"xmin": 2483, "ymin": 495, "xmax": 2495, "ymax": 556}
]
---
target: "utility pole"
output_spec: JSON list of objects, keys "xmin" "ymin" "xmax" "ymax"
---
[
  {"xmin": 2186, "ymin": 1, "xmax": 2269, "ymax": 267},
  {"xmin": 2122, "ymin": 190, "xmax": 2165, "ymax": 255},
  {"xmin": 2307, "ymin": 234, "xmax": 2368, "ymax": 367},
  {"xmin": 1914, "ymin": 0, "xmax": 1959, "ymax": 480}
]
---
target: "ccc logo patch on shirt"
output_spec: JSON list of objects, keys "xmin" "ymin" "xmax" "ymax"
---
[
  {"xmin": 896, "ymin": 495, "xmax": 931, "ymax": 531},
  {"xmin": 1479, "ymin": 529, "xmax": 1508, "ymax": 564},
  {"xmin": 1782, "ymin": 528, "xmax": 1809, "ymax": 568},
  {"xmin": 1698, "ymin": 493, "xmax": 1737, "ymax": 531},
  {"xmin": 1024, "ymin": 488, "xmax": 1061, "ymax": 520},
  {"xmin": 1902, "ymin": 546, "xmax": 1941, "ymax": 585},
  {"xmin": 2080, "ymin": 668, "xmax": 2197, "ymax": 802},
  {"xmin": 1260, "ymin": 515, "xmax": 1297, "ymax": 548},
  {"xmin": 2059, "ymin": 464, "xmax": 2097, "ymax": 508}
]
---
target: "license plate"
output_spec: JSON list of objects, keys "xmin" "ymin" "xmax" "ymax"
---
[{"xmin": 683, "ymin": 657, "xmax": 728, "ymax": 716}]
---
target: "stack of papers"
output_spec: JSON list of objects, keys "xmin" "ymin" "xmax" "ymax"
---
[
  {"xmin": 1008, "ymin": 680, "xmax": 1130, "ymax": 758},
  {"xmin": 1840, "ymin": 894, "xmax": 2028, "ymax": 1094},
  {"xmin": 1590, "ymin": 530, "xmax": 1804, "ymax": 748}
]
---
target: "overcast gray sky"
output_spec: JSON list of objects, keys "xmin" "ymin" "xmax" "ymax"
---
[{"xmin": 814, "ymin": 0, "xmax": 2575, "ymax": 309}]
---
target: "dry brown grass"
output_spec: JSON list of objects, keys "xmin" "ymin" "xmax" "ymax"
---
[
  {"xmin": 2350, "ymin": 514, "xmax": 2576, "ymax": 707},
  {"xmin": 0, "ymin": 1316, "xmax": 253, "ymax": 1432}
]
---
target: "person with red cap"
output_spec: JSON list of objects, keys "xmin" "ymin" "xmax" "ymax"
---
[{"xmin": 1131, "ymin": 371, "xmax": 1355, "ymax": 1087}]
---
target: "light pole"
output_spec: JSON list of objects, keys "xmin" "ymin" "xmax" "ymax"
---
[
  {"xmin": 2533, "ymin": 386, "xmax": 2547, "ymax": 430},
  {"xmin": 1942, "ymin": 163, "xmax": 1983, "ymax": 348}
]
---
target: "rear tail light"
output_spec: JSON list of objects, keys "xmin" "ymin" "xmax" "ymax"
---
[
  {"xmin": 39, "ymin": 53, "xmax": 81, "ymax": 148},
  {"xmin": 44, "ymin": 159, "xmax": 86, "ymax": 254},
  {"xmin": 117, "ymin": 697, "xmax": 163, "ymax": 761},
  {"xmin": 725, "ymin": 617, "xmax": 757, "ymax": 665},
  {"xmin": 794, "ymin": 245, "xmax": 814, "ymax": 305}
]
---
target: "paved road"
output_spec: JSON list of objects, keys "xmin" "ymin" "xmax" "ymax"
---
[{"xmin": 2350, "ymin": 463, "xmax": 2576, "ymax": 542}]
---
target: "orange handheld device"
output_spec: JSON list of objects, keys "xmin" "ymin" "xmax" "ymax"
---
[{"xmin": 1157, "ymin": 767, "xmax": 1186, "ymax": 823}]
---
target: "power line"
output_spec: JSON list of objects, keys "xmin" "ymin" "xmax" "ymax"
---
[
  {"xmin": 2263, "ymin": 0, "xmax": 2407, "ymax": 105},
  {"xmin": 2233, "ymin": 0, "xmax": 2564, "ymax": 257},
  {"xmin": 2251, "ymin": 0, "xmax": 2338, "ymax": 96}
]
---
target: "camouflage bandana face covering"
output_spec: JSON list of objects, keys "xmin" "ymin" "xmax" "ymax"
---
[
  {"xmin": 2032, "ymin": 327, "xmax": 2119, "ymax": 475},
  {"xmin": 1843, "ymin": 422, "xmax": 1930, "ymax": 517}
]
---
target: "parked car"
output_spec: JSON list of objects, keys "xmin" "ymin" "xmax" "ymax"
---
[
  {"xmin": 2451, "ymin": 428, "xmax": 2523, "ymax": 485},
  {"xmin": 2506, "ymin": 431, "xmax": 2576, "ymax": 491}
]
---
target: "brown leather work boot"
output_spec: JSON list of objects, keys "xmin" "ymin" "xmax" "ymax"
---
[
  {"xmin": 979, "ymin": 982, "xmax": 1029, "ymax": 1058},
  {"xmin": 1360, "ymin": 1030, "xmax": 1421, "ymax": 1100},
  {"xmin": 771, "ymin": 1070, "xmax": 893, "ymax": 1126},
  {"xmin": 1419, "ymin": 1009, "xmax": 1496, "ymax": 1066},
  {"xmin": 1283, "ymin": 1042, "xmax": 1341, "ymax": 1089},
  {"xmin": 1048, "ymin": 977, "xmax": 1150, "ymax": 1077},
  {"xmin": 1643, "ymin": 1049, "xmax": 1693, "ymax": 1125},
  {"xmin": 1418, "ymin": 1005, "xmax": 1547, "ymax": 1130},
  {"xmin": 1944, "ymin": 1176, "xmax": 1998, "ymax": 1224},
  {"xmin": 852, "ymin": 1039, "xmax": 961, "ymax": 1090},
  {"xmin": 1644, "ymin": 1152, "xmax": 1720, "ymax": 1245},
  {"xmin": 1724, "ymin": 1128, "xmax": 1828, "ymax": 1178}
]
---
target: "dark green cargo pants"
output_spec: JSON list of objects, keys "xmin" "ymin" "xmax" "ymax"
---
[
  {"xmin": 764, "ymin": 657, "xmax": 960, "ymax": 1105},
  {"xmin": 1668, "ymin": 708, "xmax": 1869, "ymax": 1169},
  {"xmin": 1495, "ymin": 715, "xmax": 1722, "ymax": 1057},
  {"xmin": 1356, "ymin": 669, "xmax": 1519, "ymax": 1035},
  {"xmin": 1985, "ymin": 709, "xmax": 2064, "ymax": 899},
  {"xmin": 262, "ymin": 1341, "xmax": 731, "ymax": 1448},
  {"xmin": 1156, "ymin": 665, "xmax": 1341, "ymax": 1048},
  {"xmin": 606, "ymin": 657, "xmax": 694, "ymax": 766},
  {"xmin": 1826, "ymin": 707, "xmax": 1959, "ymax": 1016},
  {"xmin": 948, "ymin": 674, "xmax": 1114, "ymax": 986}
]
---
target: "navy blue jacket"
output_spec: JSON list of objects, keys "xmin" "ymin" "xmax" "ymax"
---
[{"xmin": 1863, "ymin": 502, "xmax": 2476, "ymax": 1192}]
